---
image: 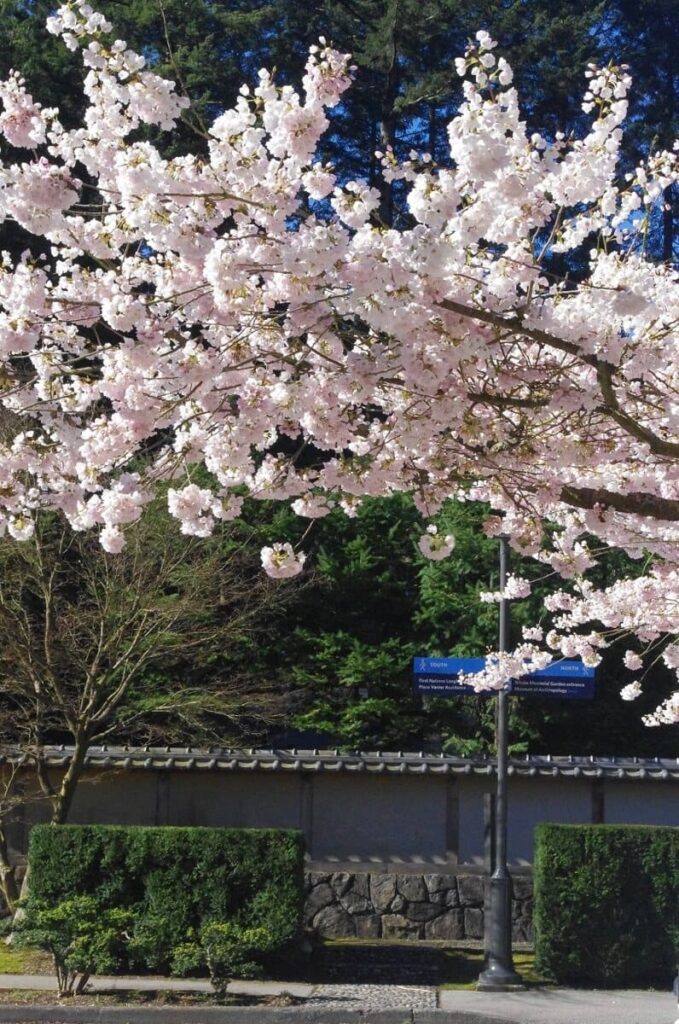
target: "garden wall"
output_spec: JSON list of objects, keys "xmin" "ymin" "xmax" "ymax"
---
[
  {"xmin": 5, "ymin": 747, "xmax": 677, "ymax": 943},
  {"xmin": 304, "ymin": 869, "xmax": 533, "ymax": 942}
]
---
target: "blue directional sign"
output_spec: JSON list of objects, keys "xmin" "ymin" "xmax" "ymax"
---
[
  {"xmin": 413, "ymin": 656, "xmax": 595, "ymax": 699},
  {"xmin": 413, "ymin": 657, "xmax": 485, "ymax": 696}
]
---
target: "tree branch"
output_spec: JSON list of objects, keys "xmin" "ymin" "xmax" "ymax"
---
[
  {"xmin": 437, "ymin": 297, "xmax": 679, "ymax": 459},
  {"xmin": 560, "ymin": 485, "xmax": 679, "ymax": 521}
]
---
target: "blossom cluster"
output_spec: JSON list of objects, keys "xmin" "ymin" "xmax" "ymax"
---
[
  {"xmin": 479, "ymin": 574, "xmax": 532, "ymax": 603},
  {"xmin": 456, "ymin": 646, "xmax": 553, "ymax": 693},
  {"xmin": 0, "ymin": 1, "xmax": 676, "ymax": 722}
]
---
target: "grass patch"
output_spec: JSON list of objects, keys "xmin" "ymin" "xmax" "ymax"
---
[
  {"xmin": 0, "ymin": 942, "xmax": 52, "ymax": 975},
  {"xmin": 311, "ymin": 939, "xmax": 550, "ymax": 990},
  {"xmin": 0, "ymin": 935, "xmax": 550, "ymax": 992},
  {"xmin": 439, "ymin": 948, "xmax": 550, "ymax": 989}
]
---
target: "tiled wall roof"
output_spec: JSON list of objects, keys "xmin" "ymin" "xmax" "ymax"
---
[{"xmin": 1, "ymin": 746, "xmax": 677, "ymax": 780}]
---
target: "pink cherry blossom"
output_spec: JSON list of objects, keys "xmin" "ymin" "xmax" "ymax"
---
[
  {"xmin": 480, "ymin": 574, "xmax": 532, "ymax": 603},
  {"xmin": 0, "ymin": 8, "xmax": 674, "ymax": 724},
  {"xmin": 418, "ymin": 525, "xmax": 456, "ymax": 561},
  {"xmin": 260, "ymin": 543, "xmax": 306, "ymax": 579}
]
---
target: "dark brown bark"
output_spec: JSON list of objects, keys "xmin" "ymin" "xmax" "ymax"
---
[
  {"xmin": 662, "ymin": 185, "xmax": 674, "ymax": 264},
  {"xmin": 50, "ymin": 734, "xmax": 89, "ymax": 826},
  {"xmin": 0, "ymin": 825, "xmax": 20, "ymax": 912},
  {"xmin": 438, "ymin": 297, "xmax": 679, "ymax": 462},
  {"xmin": 378, "ymin": 6, "xmax": 399, "ymax": 226},
  {"xmin": 560, "ymin": 485, "xmax": 679, "ymax": 521}
]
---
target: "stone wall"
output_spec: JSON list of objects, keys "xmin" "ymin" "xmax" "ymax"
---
[{"xmin": 304, "ymin": 871, "xmax": 533, "ymax": 943}]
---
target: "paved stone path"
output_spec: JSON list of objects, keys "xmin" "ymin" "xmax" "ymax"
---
[{"xmin": 308, "ymin": 983, "xmax": 437, "ymax": 1011}]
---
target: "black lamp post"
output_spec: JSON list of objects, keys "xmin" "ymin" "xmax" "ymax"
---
[{"xmin": 477, "ymin": 534, "xmax": 524, "ymax": 990}]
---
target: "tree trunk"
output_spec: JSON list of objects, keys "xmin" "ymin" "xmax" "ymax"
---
[
  {"xmin": 378, "ymin": 3, "xmax": 399, "ymax": 227},
  {"xmin": 0, "ymin": 824, "xmax": 19, "ymax": 913},
  {"xmin": 378, "ymin": 68, "xmax": 398, "ymax": 226},
  {"xmin": 10, "ymin": 737, "xmax": 89, "ymax": 927},
  {"xmin": 662, "ymin": 185, "xmax": 674, "ymax": 263},
  {"xmin": 50, "ymin": 735, "xmax": 89, "ymax": 826},
  {"xmin": 428, "ymin": 103, "xmax": 437, "ymax": 159}
]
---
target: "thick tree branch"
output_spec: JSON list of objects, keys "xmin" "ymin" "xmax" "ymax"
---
[
  {"xmin": 560, "ymin": 485, "xmax": 679, "ymax": 521},
  {"xmin": 595, "ymin": 363, "xmax": 679, "ymax": 459},
  {"xmin": 438, "ymin": 297, "xmax": 679, "ymax": 459}
]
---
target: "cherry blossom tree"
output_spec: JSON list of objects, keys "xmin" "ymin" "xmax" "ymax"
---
[{"xmin": 0, "ymin": 2, "xmax": 676, "ymax": 724}]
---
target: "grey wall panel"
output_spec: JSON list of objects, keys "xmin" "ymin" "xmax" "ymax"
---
[
  {"xmin": 309, "ymin": 773, "xmax": 448, "ymax": 863},
  {"xmin": 507, "ymin": 777, "xmax": 593, "ymax": 865},
  {"xmin": 603, "ymin": 781, "xmax": 679, "ymax": 826},
  {"xmin": 68, "ymin": 771, "xmax": 158, "ymax": 825},
  {"xmin": 163, "ymin": 771, "xmax": 303, "ymax": 830}
]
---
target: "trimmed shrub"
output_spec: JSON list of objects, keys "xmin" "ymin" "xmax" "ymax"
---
[
  {"xmin": 25, "ymin": 825, "xmax": 304, "ymax": 978},
  {"xmin": 13, "ymin": 895, "xmax": 130, "ymax": 995},
  {"xmin": 534, "ymin": 824, "xmax": 679, "ymax": 987},
  {"xmin": 173, "ymin": 921, "xmax": 276, "ymax": 998}
]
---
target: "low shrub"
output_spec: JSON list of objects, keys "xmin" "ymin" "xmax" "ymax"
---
[
  {"xmin": 173, "ymin": 921, "xmax": 276, "ymax": 998},
  {"xmin": 13, "ymin": 895, "xmax": 130, "ymax": 995},
  {"xmin": 534, "ymin": 824, "xmax": 679, "ymax": 987},
  {"xmin": 24, "ymin": 825, "xmax": 304, "ymax": 988}
]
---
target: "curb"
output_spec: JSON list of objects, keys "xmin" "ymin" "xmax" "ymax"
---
[{"xmin": 0, "ymin": 1008, "xmax": 517, "ymax": 1024}]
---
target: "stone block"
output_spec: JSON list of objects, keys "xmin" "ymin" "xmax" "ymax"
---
[
  {"xmin": 458, "ymin": 875, "xmax": 485, "ymax": 906},
  {"xmin": 423, "ymin": 873, "xmax": 454, "ymax": 894},
  {"xmin": 389, "ymin": 894, "xmax": 406, "ymax": 913},
  {"xmin": 381, "ymin": 913, "xmax": 422, "ymax": 939},
  {"xmin": 444, "ymin": 887, "xmax": 461, "ymax": 908},
  {"xmin": 464, "ymin": 907, "xmax": 484, "ymax": 939},
  {"xmin": 307, "ymin": 870, "xmax": 330, "ymax": 885},
  {"xmin": 512, "ymin": 877, "xmax": 533, "ymax": 900},
  {"xmin": 339, "ymin": 889, "xmax": 372, "ymax": 915},
  {"xmin": 370, "ymin": 873, "xmax": 397, "ymax": 911},
  {"xmin": 405, "ymin": 901, "xmax": 442, "ymax": 922},
  {"xmin": 305, "ymin": 882, "xmax": 335, "ymax": 918},
  {"xmin": 425, "ymin": 909, "xmax": 465, "ymax": 940},
  {"xmin": 351, "ymin": 873, "xmax": 371, "ymax": 899},
  {"xmin": 330, "ymin": 871, "xmax": 353, "ymax": 897},
  {"xmin": 395, "ymin": 873, "xmax": 428, "ymax": 901},
  {"xmin": 354, "ymin": 914, "xmax": 382, "ymax": 939},
  {"xmin": 513, "ymin": 916, "xmax": 534, "ymax": 943},
  {"xmin": 313, "ymin": 904, "xmax": 356, "ymax": 939}
]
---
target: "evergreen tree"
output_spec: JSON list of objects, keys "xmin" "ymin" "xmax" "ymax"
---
[
  {"xmin": 270, "ymin": 496, "xmax": 676, "ymax": 757},
  {"xmin": 602, "ymin": 0, "xmax": 678, "ymax": 261}
]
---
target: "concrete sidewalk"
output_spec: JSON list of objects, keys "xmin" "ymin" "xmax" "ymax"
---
[
  {"xmin": 0, "ymin": 974, "xmax": 313, "ymax": 997},
  {"xmin": 439, "ymin": 985, "xmax": 676, "ymax": 1024},
  {"xmin": 0, "ymin": 974, "xmax": 675, "ymax": 1024}
]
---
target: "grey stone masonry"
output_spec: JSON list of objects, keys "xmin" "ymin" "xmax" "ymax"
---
[{"xmin": 304, "ymin": 870, "xmax": 533, "ymax": 943}]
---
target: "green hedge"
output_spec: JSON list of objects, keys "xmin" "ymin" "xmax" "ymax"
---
[
  {"xmin": 26, "ymin": 825, "xmax": 304, "ymax": 976},
  {"xmin": 534, "ymin": 824, "xmax": 679, "ymax": 987}
]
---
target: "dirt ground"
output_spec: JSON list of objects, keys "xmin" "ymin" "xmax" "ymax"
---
[{"xmin": 0, "ymin": 989, "xmax": 304, "ymax": 1008}]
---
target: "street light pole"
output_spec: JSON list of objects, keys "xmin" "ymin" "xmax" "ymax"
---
[{"xmin": 477, "ymin": 534, "xmax": 524, "ymax": 990}]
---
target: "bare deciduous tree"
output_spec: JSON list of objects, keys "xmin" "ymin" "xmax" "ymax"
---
[{"xmin": 0, "ymin": 504, "xmax": 294, "ymax": 910}]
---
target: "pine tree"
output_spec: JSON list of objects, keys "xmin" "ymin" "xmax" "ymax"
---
[{"xmin": 602, "ymin": 0, "xmax": 678, "ymax": 261}]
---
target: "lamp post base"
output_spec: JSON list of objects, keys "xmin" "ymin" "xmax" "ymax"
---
[
  {"xmin": 477, "ymin": 957, "xmax": 525, "ymax": 990},
  {"xmin": 477, "ymin": 873, "xmax": 525, "ymax": 991}
]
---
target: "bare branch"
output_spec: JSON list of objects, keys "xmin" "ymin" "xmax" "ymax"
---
[{"xmin": 560, "ymin": 485, "xmax": 679, "ymax": 521}]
